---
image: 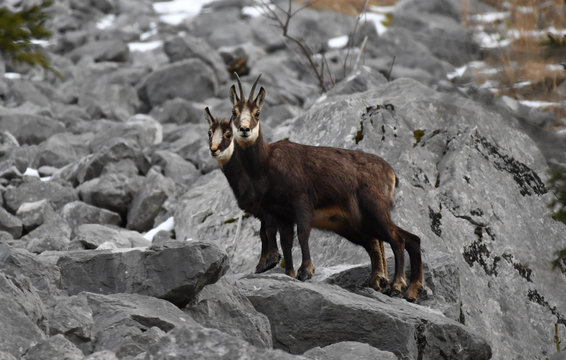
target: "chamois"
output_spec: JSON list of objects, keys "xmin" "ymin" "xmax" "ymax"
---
[
  {"xmin": 204, "ymin": 107, "xmax": 280, "ymax": 273},
  {"xmin": 230, "ymin": 74, "xmax": 423, "ymax": 301}
]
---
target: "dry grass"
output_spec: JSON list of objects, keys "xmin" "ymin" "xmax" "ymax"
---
[
  {"xmin": 293, "ymin": 0, "xmax": 396, "ymax": 15},
  {"xmin": 466, "ymin": 0, "xmax": 566, "ymax": 122}
]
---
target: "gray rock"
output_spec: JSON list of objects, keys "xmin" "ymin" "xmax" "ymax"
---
[
  {"xmin": 89, "ymin": 114, "xmax": 163, "ymax": 151},
  {"xmin": 149, "ymin": 97, "xmax": 203, "ymax": 124},
  {"xmin": 75, "ymin": 63, "xmax": 142, "ymax": 121},
  {"xmin": 75, "ymin": 138, "xmax": 149, "ymax": 185},
  {"xmin": 127, "ymin": 168, "xmax": 175, "ymax": 232},
  {"xmin": 56, "ymin": 241, "xmax": 229, "ymax": 307},
  {"xmin": 160, "ymin": 123, "xmax": 214, "ymax": 172},
  {"xmin": 395, "ymin": 0, "xmax": 462, "ymax": 22},
  {"xmin": 0, "ymin": 244, "xmax": 63, "ymax": 303},
  {"xmin": 185, "ymin": 8, "xmax": 241, "ymax": 40},
  {"xmin": 0, "ymin": 207, "xmax": 22, "ymax": 238},
  {"xmin": 279, "ymin": 78, "xmax": 566, "ymax": 359},
  {"xmin": 21, "ymin": 211, "xmax": 72, "ymax": 253},
  {"xmin": 22, "ymin": 334, "xmax": 83, "ymax": 360},
  {"xmin": 84, "ymin": 350, "xmax": 118, "ymax": 360},
  {"xmin": 0, "ymin": 351, "xmax": 18, "ymax": 360},
  {"xmin": 78, "ymin": 173, "xmax": 144, "ymax": 216},
  {"xmin": 0, "ymin": 272, "xmax": 47, "ymax": 358},
  {"xmin": 150, "ymin": 150, "xmax": 201, "ymax": 187},
  {"xmin": 38, "ymin": 132, "xmax": 91, "ymax": 168},
  {"xmin": 0, "ymin": 107, "xmax": 65, "ymax": 145},
  {"xmin": 207, "ymin": 21, "xmax": 254, "ymax": 49},
  {"xmin": 390, "ymin": 11, "xmax": 478, "ymax": 66},
  {"xmin": 145, "ymin": 325, "xmax": 306, "ymax": 360},
  {"xmin": 303, "ymin": 341, "xmax": 397, "ymax": 360},
  {"xmin": 184, "ymin": 278, "xmax": 273, "ymax": 348},
  {"xmin": 16, "ymin": 199, "xmax": 55, "ymax": 233},
  {"xmin": 138, "ymin": 59, "xmax": 218, "ymax": 108},
  {"xmin": 326, "ymin": 67, "xmax": 388, "ymax": 98},
  {"xmin": 61, "ymin": 201, "xmax": 122, "ymax": 232},
  {"xmin": 3, "ymin": 178, "xmax": 78, "ymax": 213},
  {"xmin": 239, "ymin": 275, "xmax": 491, "ymax": 359},
  {"xmin": 164, "ymin": 35, "xmax": 229, "ymax": 85},
  {"xmin": 48, "ymin": 295, "xmax": 94, "ymax": 348},
  {"xmin": 83, "ymin": 292, "xmax": 197, "ymax": 357},
  {"xmin": 73, "ymin": 224, "xmax": 150, "ymax": 249},
  {"xmin": 68, "ymin": 39, "xmax": 130, "ymax": 63}
]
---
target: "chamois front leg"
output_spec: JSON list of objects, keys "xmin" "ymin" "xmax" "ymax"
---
[
  {"xmin": 279, "ymin": 222, "xmax": 296, "ymax": 279},
  {"xmin": 255, "ymin": 218, "xmax": 281, "ymax": 273},
  {"xmin": 294, "ymin": 200, "xmax": 315, "ymax": 281},
  {"xmin": 398, "ymin": 227, "xmax": 423, "ymax": 302}
]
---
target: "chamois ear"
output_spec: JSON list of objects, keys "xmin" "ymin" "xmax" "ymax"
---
[
  {"xmin": 204, "ymin": 107, "xmax": 214, "ymax": 126},
  {"xmin": 254, "ymin": 86, "xmax": 266, "ymax": 110},
  {"xmin": 229, "ymin": 85, "xmax": 239, "ymax": 105}
]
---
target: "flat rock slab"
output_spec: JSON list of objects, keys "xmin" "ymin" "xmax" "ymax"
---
[
  {"xmin": 56, "ymin": 241, "xmax": 229, "ymax": 307},
  {"xmin": 238, "ymin": 274, "xmax": 492, "ymax": 360},
  {"xmin": 3, "ymin": 179, "xmax": 78, "ymax": 212}
]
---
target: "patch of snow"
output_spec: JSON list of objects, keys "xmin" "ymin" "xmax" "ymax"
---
[
  {"xmin": 140, "ymin": 22, "xmax": 158, "ymax": 41},
  {"xmin": 242, "ymin": 4, "xmax": 274, "ymax": 17},
  {"xmin": 153, "ymin": 0, "xmax": 218, "ymax": 25},
  {"xmin": 547, "ymin": 64, "xmax": 565, "ymax": 72},
  {"xmin": 23, "ymin": 168, "xmax": 39, "ymax": 177},
  {"xmin": 30, "ymin": 39, "xmax": 49, "ymax": 47},
  {"xmin": 144, "ymin": 216, "xmax": 175, "ymax": 241},
  {"xmin": 368, "ymin": 5, "xmax": 395, "ymax": 14},
  {"xmin": 40, "ymin": 176, "xmax": 51, "ymax": 182},
  {"xmin": 474, "ymin": 31, "xmax": 512, "ymax": 49},
  {"xmin": 469, "ymin": 11, "xmax": 509, "ymax": 23},
  {"xmin": 446, "ymin": 65, "xmax": 468, "ymax": 80},
  {"xmin": 315, "ymin": 94, "xmax": 327, "ymax": 103},
  {"xmin": 96, "ymin": 14, "xmax": 116, "ymax": 30},
  {"xmin": 512, "ymin": 81, "xmax": 531, "ymax": 89},
  {"xmin": 3, "ymin": 72, "xmax": 22, "ymax": 79},
  {"xmin": 128, "ymin": 40, "xmax": 163, "ymax": 52},
  {"xmin": 519, "ymin": 100, "xmax": 566, "ymax": 108},
  {"xmin": 363, "ymin": 12, "xmax": 388, "ymax": 36},
  {"xmin": 328, "ymin": 35, "xmax": 349, "ymax": 49}
]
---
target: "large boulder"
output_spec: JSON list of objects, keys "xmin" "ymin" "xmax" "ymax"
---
[
  {"xmin": 144, "ymin": 325, "xmax": 306, "ymax": 360},
  {"xmin": 73, "ymin": 224, "xmax": 150, "ymax": 249},
  {"xmin": 239, "ymin": 274, "xmax": 491, "ymax": 359},
  {"xmin": 0, "ymin": 272, "xmax": 47, "ymax": 358},
  {"xmin": 3, "ymin": 178, "xmax": 78, "ymax": 213},
  {"xmin": 20, "ymin": 211, "xmax": 72, "ymax": 253},
  {"xmin": 126, "ymin": 168, "xmax": 175, "ymax": 232},
  {"xmin": 0, "ymin": 108, "xmax": 65, "ymax": 145},
  {"xmin": 22, "ymin": 334, "xmax": 83, "ymax": 360},
  {"xmin": 175, "ymin": 77, "xmax": 566, "ymax": 359},
  {"xmin": 0, "ymin": 207, "xmax": 22, "ymax": 239},
  {"xmin": 68, "ymin": 39, "xmax": 130, "ymax": 63},
  {"xmin": 138, "ymin": 59, "xmax": 218, "ymax": 108},
  {"xmin": 61, "ymin": 201, "xmax": 122, "ymax": 232},
  {"xmin": 184, "ymin": 278, "xmax": 273, "ymax": 348},
  {"xmin": 37, "ymin": 132, "xmax": 91, "ymax": 169},
  {"xmin": 77, "ymin": 173, "xmax": 144, "ymax": 216},
  {"xmin": 56, "ymin": 241, "xmax": 229, "ymax": 307},
  {"xmin": 303, "ymin": 342, "xmax": 397, "ymax": 360}
]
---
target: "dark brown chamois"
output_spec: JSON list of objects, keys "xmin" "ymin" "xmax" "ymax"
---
[
  {"xmin": 204, "ymin": 107, "xmax": 280, "ymax": 273},
  {"xmin": 230, "ymin": 74, "xmax": 422, "ymax": 301}
]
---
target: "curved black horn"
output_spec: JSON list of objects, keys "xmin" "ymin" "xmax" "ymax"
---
[
  {"xmin": 249, "ymin": 73, "xmax": 262, "ymax": 102},
  {"xmin": 233, "ymin": 72, "xmax": 244, "ymax": 101}
]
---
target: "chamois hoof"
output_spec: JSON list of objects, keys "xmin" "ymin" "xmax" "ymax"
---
[
  {"xmin": 285, "ymin": 269, "xmax": 297, "ymax": 279},
  {"xmin": 255, "ymin": 252, "xmax": 282, "ymax": 274},
  {"xmin": 368, "ymin": 275, "xmax": 389, "ymax": 293},
  {"xmin": 404, "ymin": 284, "xmax": 423, "ymax": 303},
  {"xmin": 297, "ymin": 266, "xmax": 314, "ymax": 282}
]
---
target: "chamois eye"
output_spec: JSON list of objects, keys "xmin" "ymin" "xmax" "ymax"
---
[
  {"xmin": 225, "ymin": 133, "xmax": 232, "ymax": 139},
  {"xmin": 232, "ymin": 110, "xmax": 237, "ymax": 117},
  {"xmin": 255, "ymin": 111, "xmax": 260, "ymax": 118},
  {"xmin": 208, "ymin": 130, "xmax": 213, "ymax": 138}
]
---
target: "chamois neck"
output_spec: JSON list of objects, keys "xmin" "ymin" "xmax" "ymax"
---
[
  {"xmin": 238, "ymin": 126, "xmax": 269, "ymax": 179},
  {"xmin": 219, "ymin": 149, "xmax": 244, "ymax": 197}
]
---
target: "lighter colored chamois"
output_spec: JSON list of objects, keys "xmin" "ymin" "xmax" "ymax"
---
[
  {"xmin": 229, "ymin": 74, "xmax": 422, "ymax": 301},
  {"xmin": 205, "ymin": 107, "xmax": 280, "ymax": 273}
]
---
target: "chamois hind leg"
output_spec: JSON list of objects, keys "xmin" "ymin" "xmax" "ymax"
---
[
  {"xmin": 361, "ymin": 197, "xmax": 406, "ymax": 296},
  {"xmin": 398, "ymin": 227, "xmax": 423, "ymax": 302},
  {"xmin": 365, "ymin": 237, "xmax": 389, "ymax": 292},
  {"xmin": 279, "ymin": 222, "xmax": 296, "ymax": 279},
  {"xmin": 255, "ymin": 217, "xmax": 281, "ymax": 274},
  {"xmin": 294, "ymin": 200, "xmax": 315, "ymax": 281}
]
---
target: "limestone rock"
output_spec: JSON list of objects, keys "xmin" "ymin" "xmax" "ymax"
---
[{"xmin": 56, "ymin": 241, "xmax": 229, "ymax": 307}]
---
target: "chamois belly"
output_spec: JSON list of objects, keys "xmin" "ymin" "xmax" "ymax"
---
[{"xmin": 312, "ymin": 206, "xmax": 353, "ymax": 232}]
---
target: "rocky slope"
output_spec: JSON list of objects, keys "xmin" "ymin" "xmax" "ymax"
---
[{"xmin": 0, "ymin": 0, "xmax": 564, "ymax": 359}]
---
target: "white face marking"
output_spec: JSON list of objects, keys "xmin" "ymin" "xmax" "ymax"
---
[
  {"xmin": 234, "ymin": 107, "xmax": 260, "ymax": 148},
  {"xmin": 211, "ymin": 127, "xmax": 223, "ymax": 152}
]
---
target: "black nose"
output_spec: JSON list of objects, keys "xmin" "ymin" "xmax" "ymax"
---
[{"xmin": 240, "ymin": 127, "xmax": 250, "ymax": 133}]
